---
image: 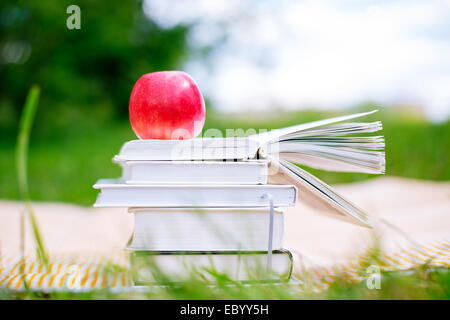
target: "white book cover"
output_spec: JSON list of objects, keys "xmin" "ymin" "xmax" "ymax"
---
[
  {"xmin": 93, "ymin": 179, "xmax": 297, "ymax": 208},
  {"xmin": 127, "ymin": 207, "xmax": 284, "ymax": 251},
  {"xmin": 114, "ymin": 137, "xmax": 259, "ymax": 161},
  {"xmin": 118, "ymin": 160, "xmax": 268, "ymax": 185}
]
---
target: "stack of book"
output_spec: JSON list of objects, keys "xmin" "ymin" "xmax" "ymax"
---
[
  {"xmin": 94, "ymin": 150, "xmax": 297, "ymax": 284},
  {"xmin": 93, "ymin": 110, "xmax": 385, "ymax": 284}
]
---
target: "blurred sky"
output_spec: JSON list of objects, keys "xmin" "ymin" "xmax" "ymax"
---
[{"xmin": 144, "ymin": 0, "xmax": 450, "ymax": 121}]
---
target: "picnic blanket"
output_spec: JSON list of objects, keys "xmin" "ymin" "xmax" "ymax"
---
[{"xmin": 1, "ymin": 177, "xmax": 449, "ymax": 291}]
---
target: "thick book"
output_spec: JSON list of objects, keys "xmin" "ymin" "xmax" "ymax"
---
[
  {"xmin": 110, "ymin": 110, "xmax": 384, "ymax": 227},
  {"xmin": 130, "ymin": 250, "xmax": 293, "ymax": 284},
  {"xmin": 127, "ymin": 207, "xmax": 284, "ymax": 251},
  {"xmin": 117, "ymin": 160, "xmax": 268, "ymax": 185},
  {"xmin": 93, "ymin": 179, "xmax": 297, "ymax": 207}
]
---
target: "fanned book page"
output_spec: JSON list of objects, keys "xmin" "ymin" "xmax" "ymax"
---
[
  {"xmin": 254, "ymin": 110, "xmax": 384, "ymax": 227},
  {"xmin": 251, "ymin": 110, "xmax": 385, "ymax": 175},
  {"xmin": 268, "ymin": 159, "xmax": 369, "ymax": 227},
  {"xmin": 105, "ymin": 110, "xmax": 384, "ymax": 227}
]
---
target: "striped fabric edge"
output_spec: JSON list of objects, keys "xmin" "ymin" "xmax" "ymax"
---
[
  {"xmin": 0, "ymin": 239, "xmax": 448, "ymax": 292},
  {"xmin": 0, "ymin": 252, "xmax": 131, "ymax": 291},
  {"xmin": 294, "ymin": 239, "xmax": 450, "ymax": 291}
]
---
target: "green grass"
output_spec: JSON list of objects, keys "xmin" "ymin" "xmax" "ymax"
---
[
  {"xmin": 1, "ymin": 266, "xmax": 449, "ymax": 300},
  {"xmin": 15, "ymin": 85, "xmax": 48, "ymax": 266}
]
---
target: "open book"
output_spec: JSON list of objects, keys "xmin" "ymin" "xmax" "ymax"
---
[{"xmin": 114, "ymin": 110, "xmax": 385, "ymax": 227}]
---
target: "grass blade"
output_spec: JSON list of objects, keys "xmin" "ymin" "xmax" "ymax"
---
[{"xmin": 15, "ymin": 85, "xmax": 48, "ymax": 266}]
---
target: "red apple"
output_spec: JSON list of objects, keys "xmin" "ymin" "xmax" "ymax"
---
[{"xmin": 129, "ymin": 71, "xmax": 206, "ymax": 139}]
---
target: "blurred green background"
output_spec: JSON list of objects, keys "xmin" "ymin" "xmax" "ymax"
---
[{"xmin": 1, "ymin": 1, "xmax": 449, "ymax": 206}]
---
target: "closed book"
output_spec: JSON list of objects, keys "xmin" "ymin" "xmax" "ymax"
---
[
  {"xmin": 130, "ymin": 250, "xmax": 293, "ymax": 284},
  {"xmin": 117, "ymin": 160, "xmax": 268, "ymax": 185},
  {"xmin": 127, "ymin": 207, "xmax": 284, "ymax": 251},
  {"xmin": 93, "ymin": 179, "xmax": 297, "ymax": 207}
]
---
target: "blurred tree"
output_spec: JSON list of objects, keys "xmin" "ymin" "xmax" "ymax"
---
[{"xmin": 0, "ymin": 0, "xmax": 191, "ymax": 138}]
